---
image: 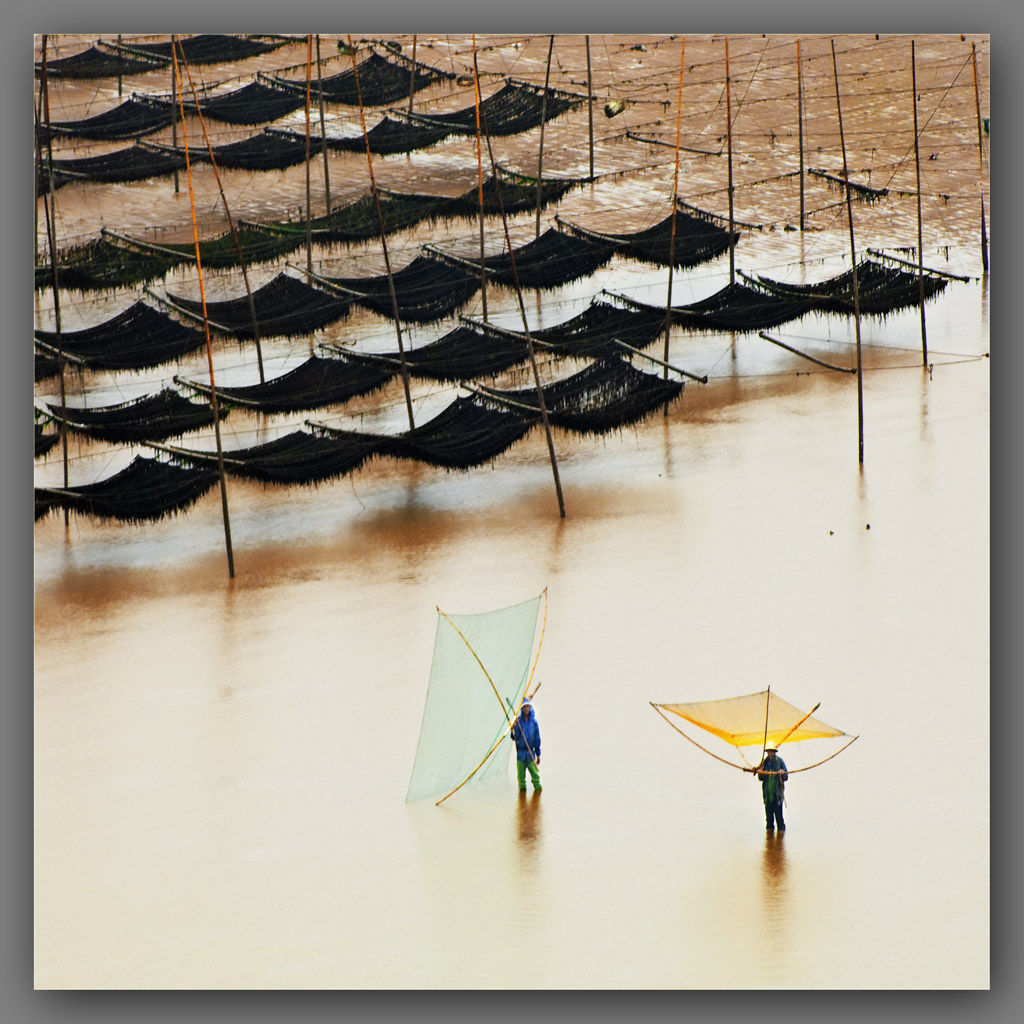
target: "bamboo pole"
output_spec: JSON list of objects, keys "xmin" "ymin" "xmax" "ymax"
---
[
  {"xmin": 117, "ymin": 34, "xmax": 123, "ymax": 97},
  {"xmin": 585, "ymin": 35, "xmax": 594, "ymax": 181},
  {"xmin": 911, "ymin": 40, "xmax": 928, "ymax": 367},
  {"xmin": 348, "ymin": 34, "xmax": 415, "ymax": 429},
  {"xmin": 304, "ymin": 34, "xmax": 313, "ymax": 276},
  {"xmin": 797, "ymin": 38, "xmax": 805, "ymax": 231},
  {"xmin": 408, "ymin": 34, "xmax": 417, "ymax": 114},
  {"xmin": 170, "ymin": 51, "xmax": 179, "ymax": 193},
  {"xmin": 650, "ymin": 704, "xmax": 751, "ymax": 773},
  {"xmin": 725, "ymin": 36, "xmax": 736, "ymax": 286},
  {"xmin": 664, "ymin": 38, "xmax": 685, "ymax": 414},
  {"xmin": 177, "ymin": 52, "xmax": 265, "ymax": 382},
  {"xmin": 172, "ymin": 37, "xmax": 234, "ymax": 579},
  {"xmin": 477, "ymin": 64, "xmax": 566, "ymax": 519},
  {"xmin": 472, "ymin": 36, "xmax": 487, "ymax": 321},
  {"xmin": 317, "ymin": 34, "xmax": 331, "ymax": 215},
  {"xmin": 758, "ymin": 331, "xmax": 857, "ymax": 373},
  {"xmin": 831, "ymin": 39, "xmax": 865, "ymax": 466},
  {"xmin": 535, "ymin": 34, "xmax": 554, "ymax": 239},
  {"xmin": 37, "ymin": 37, "xmax": 69, "ymax": 515},
  {"xmin": 761, "ymin": 686, "xmax": 771, "ymax": 760},
  {"xmin": 970, "ymin": 41, "xmax": 988, "ymax": 274}
]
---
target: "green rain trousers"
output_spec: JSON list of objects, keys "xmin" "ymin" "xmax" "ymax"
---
[{"xmin": 517, "ymin": 759, "xmax": 542, "ymax": 792}]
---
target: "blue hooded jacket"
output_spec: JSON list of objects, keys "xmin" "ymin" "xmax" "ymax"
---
[{"xmin": 511, "ymin": 701, "xmax": 540, "ymax": 763}]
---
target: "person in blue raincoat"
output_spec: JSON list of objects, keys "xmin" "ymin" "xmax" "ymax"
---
[
  {"xmin": 511, "ymin": 696, "xmax": 542, "ymax": 793},
  {"xmin": 755, "ymin": 741, "xmax": 787, "ymax": 831}
]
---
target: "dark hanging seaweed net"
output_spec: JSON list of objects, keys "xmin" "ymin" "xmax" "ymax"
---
[
  {"xmin": 39, "ymin": 144, "xmax": 186, "ymax": 189},
  {"xmin": 169, "ymin": 430, "xmax": 376, "ymax": 486},
  {"xmin": 324, "ymin": 82, "xmax": 584, "ymax": 155},
  {"xmin": 148, "ymin": 226, "xmax": 304, "ymax": 269},
  {"xmin": 252, "ymin": 173, "xmax": 579, "ymax": 244},
  {"xmin": 460, "ymin": 171, "xmax": 579, "ymax": 216},
  {"xmin": 410, "ymin": 81, "xmax": 584, "ymax": 136},
  {"xmin": 315, "ymin": 395, "xmax": 536, "ymax": 470},
  {"xmin": 44, "ymin": 388, "xmax": 223, "ymax": 444},
  {"xmin": 476, "ymin": 228, "xmax": 614, "ymax": 289},
  {"xmin": 270, "ymin": 50, "xmax": 455, "ymax": 106},
  {"xmin": 478, "ymin": 356, "xmax": 683, "ymax": 435},
  {"xmin": 345, "ymin": 324, "xmax": 529, "ymax": 383},
  {"xmin": 253, "ymin": 190, "xmax": 455, "ymax": 244},
  {"xmin": 625, "ymin": 285, "xmax": 816, "ymax": 333},
  {"xmin": 181, "ymin": 79, "xmax": 305, "ymax": 125},
  {"xmin": 35, "ymin": 44, "xmax": 168, "ymax": 79},
  {"xmin": 42, "ymin": 97, "xmax": 174, "ymax": 141},
  {"xmin": 35, "ymin": 351, "xmax": 62, "ymax": 382},
  {"xmin": 35, "ymin": 424, "xmax": 61, "ymax": 459},
  {"xmin": 126, "ymin": 34, "xmax": 289, "ymax": 65},
  {"xmin": 325, "ymin": 256, "xmax": 481, "ymax": 323},
  {"xmin": 36, "ymin": 237, "xmax": 189, "ymax": 293},
  {"xmin": 531, "ymin": 299, "xmax": 668, "ymax": 359},
  {"xmin": 182, "ymin": 354, "xmax": 395, "ymax": 414},
  {"xmin": 166, "ymin": 273, "xmax": 353, "ymax": 339},
  {"xmin": 35, "ymin": 456, "xmax": 219, "ymax": 523},
  {"xmin": 745, "ymin": 258, "xmax": 948, "ymax": 316},
  {"xmin": 558, "ymin": 207, "xmax": 739, "ymax": 269},
  {"xmin": 325, "ymin": 114, "xmax": 452, "ymax": 155},
  {"xmin": 34, "ymin": 301, "xmax": 208, "ymax": 371},
  {"xmin": 182, "ymin": 129, "xmax": 323, "ymax": 171}
]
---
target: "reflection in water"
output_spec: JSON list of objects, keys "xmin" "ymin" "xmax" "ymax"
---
[
  {"xmin": 514, "ymin": 791, "xmax": 543, "ymax": 866},
  {"xmin": 759, "ymin": 831, "xmax": 790, "ymax": 944}
]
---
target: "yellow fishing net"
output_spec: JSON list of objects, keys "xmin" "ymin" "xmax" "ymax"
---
[{"xmin": 656, "ymin": 689, "xmax": 847, "ymax": 749}]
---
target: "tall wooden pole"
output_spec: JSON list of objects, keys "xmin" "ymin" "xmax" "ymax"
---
[
  {"xmin": 38, "ymin": 36, "xmax": 69, "ymax": 510},
  {"xmin": 535, "ymin": 34, "xmax": 555, "ymax": 238},
  {"xmin": 304, "ymin": 34, "xmax": 313, "ymax": 276},
  {"xmin": 472, "ymin": 37, "xmax": 488, "ymax": 321},
  {"xmin": 831, "ymin": 40, "xmax": 865, "ymax": 466},
  {"xmin": 664, "ymin": 38, "xmax": 685, "ymax": 414},
  {"xmin": 479, "ymin": 89, "xmax": 566, "ymax": 518},
  {"xmin": 585, "ymin": 35, "xmax": 595, "ymax": 181},
  {"xmin": 970, "ymin": 41, "xmax": 989, "ymax": 273},
  {"xmin": 117, "ymin": 34, "xmax": 123, "ymax": 97},
  {"xmin": 911, "ymin": 40, "xmax": 928, "ymax": 366},
  {"xmin": 178, "ymin": 48, "xmax": 265, "ymax": 381},
  {"xmin": 725, "ymin": 36, "xmax": 736, "ymax": 286},
  {"xmin": 408, "ymin": 34, "xmax": 417, "ymax": 114},
  {"xmin": 348, "ymin": 35, "xmax": 415, "ymax": 429},
  {"xmin": 797, "ymin": 38, "xmax": 805, "ymax": 231},
  {"xmin": 170, "ymin": 52, "xmax": 179, "ymax": 193},
  {"xmin": 173, "ymin": 37, "xmax": 234, "ymax": 578},
  {"xmin": 316, "ymin": 34, "xmax": 331, "ymax": 214}
]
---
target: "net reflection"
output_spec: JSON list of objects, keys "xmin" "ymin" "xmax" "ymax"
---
[
  {"xmin": 514, "ymin": 790, "xmax": 543, "ymax": 859},
  {"xmin": 759, "ymin": 831, "xmax": 790, "ymax": 942}
]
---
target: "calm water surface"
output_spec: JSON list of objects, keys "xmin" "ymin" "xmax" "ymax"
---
[{"xmin": 35, "ymin": 283, "xmax": 989, "ymax": 988}]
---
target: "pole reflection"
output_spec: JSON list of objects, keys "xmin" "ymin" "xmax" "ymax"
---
[{"xmin": 759, "ymin": 831, "xmax": 790, "ymax": 942}]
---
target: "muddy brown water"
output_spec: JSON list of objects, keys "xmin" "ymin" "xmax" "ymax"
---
[{"xmin": 35, "ymin": 33, "xmax": 988, "ymax": 988}]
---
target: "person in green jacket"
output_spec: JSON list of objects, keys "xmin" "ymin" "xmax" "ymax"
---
[{"xmin": 755, "ymin": 742, "xmax": 788, "ymax": 831}]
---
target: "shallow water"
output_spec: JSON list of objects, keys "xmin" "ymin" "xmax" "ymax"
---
[{"xmin": 34, "ymin": 33, "xmax": 989, "ymax": 989}]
